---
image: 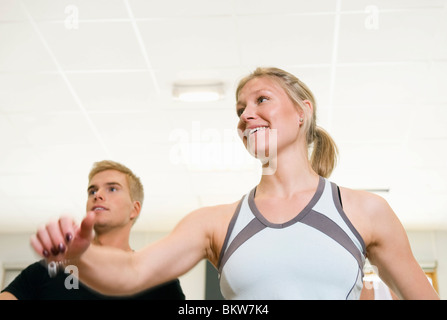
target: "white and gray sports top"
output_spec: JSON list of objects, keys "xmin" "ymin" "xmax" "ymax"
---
[{"xmin": 218, "ymin": 176, "xmax": 366, "ymax": 300}]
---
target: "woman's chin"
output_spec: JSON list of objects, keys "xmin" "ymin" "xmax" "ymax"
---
[{"xmin": 247, "ymin": 146, "xmax": 270, "ymax": 163}]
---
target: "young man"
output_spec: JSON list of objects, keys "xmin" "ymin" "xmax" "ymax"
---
[{"xmin": 0, "ymin": 160, "xmax": 185, "ymax": 300}]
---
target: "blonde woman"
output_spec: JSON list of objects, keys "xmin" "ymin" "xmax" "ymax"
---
[{"xmin": 31, "ymin": 68, "xmax": 439, "ymax": 300}]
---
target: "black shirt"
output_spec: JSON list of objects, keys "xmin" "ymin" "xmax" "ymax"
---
[{"xmin": 1, "ymin": 260, "xmax": 185, "ymax": 300}]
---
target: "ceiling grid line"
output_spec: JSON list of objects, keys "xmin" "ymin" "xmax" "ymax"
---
[
  {"xmin": 17, "ymin": 0, "xmax": 112, "ymax": 158},
  {"xmin": 0, "ymin": 0, "xmax": 446, "ymax": 232},
  {"xmin": 123, "ymin": 0, "xmax": 160, "ymax": 95},
  {"xmin": 326, "ymin": 0, "xmax": 342, "ymax": 131}
]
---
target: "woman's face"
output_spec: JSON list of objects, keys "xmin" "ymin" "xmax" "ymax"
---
[{"xmin": 236, "ymin": 76, "xmax": 303, "ymax": 160}]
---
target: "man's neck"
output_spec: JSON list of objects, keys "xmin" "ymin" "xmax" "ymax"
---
[{"xmin": 92, "ymin": 228, "xmax": 132, "ymax": 252}]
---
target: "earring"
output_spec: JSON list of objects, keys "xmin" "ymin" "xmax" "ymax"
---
[{"xmin": 299, "ymin": 118, "xmax": 304, "ymax": 123}]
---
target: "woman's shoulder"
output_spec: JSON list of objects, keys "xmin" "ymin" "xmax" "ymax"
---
[
  {"xmin": 181, "ymin": 200, "xmax": 242, "ymax": 265},
  {"xmin": 339, "ymin": 185, "xmax": 391, "ymax": 215},
  {"xmin": 177, "ymin": 199, "xmax": 242, "ymax": 243},
  {"xmin": 338, "ymin": 185, "xmax": 396, "ymax": 247}
]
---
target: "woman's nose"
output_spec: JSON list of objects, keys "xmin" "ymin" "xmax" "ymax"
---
[{"xmin": 240, "ymin": 104, "xmax": 257, "ymax": 122}]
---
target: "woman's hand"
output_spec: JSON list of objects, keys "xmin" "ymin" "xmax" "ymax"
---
[{"xmin": 30, "ymin": 212, "xmax": 96, "ymax": 263}]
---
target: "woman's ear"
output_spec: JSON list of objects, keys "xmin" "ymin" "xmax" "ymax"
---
[
  {"xmin": 301, "ymin": 99, "xmax": 313, "ymax": 117},
  {"xmin": 297, "ymin": 100, "xmax": 313, "ymax": 125}
]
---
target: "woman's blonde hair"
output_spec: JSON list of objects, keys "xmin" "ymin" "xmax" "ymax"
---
[
  {"xmin": 236, "ymin": 67, "xmax": 338, "ymax": 178},
  {"xmin": 88, "ymin": 160, "xmax": 144, "ymax": 205}
]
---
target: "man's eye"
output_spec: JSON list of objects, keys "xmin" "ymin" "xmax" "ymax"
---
[
  {"xmin": 88, "ymin": 190, "xmax": 97, "ymax": 196},
  {"xmin": 237, "ymin": 108, "xmax": 245, "ymax": 117}
]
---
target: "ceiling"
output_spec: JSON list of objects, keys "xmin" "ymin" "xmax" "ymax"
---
[{"xmin": 0, "ymin": 0, "xmax": 446, "ymax": 233}]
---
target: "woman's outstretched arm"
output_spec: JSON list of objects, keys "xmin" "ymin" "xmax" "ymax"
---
[{"xmin": 30, "ymin": 208, "xmax": 216, "ymax": 296}]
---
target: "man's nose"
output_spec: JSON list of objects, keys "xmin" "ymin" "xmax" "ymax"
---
[{"xmin": 94, "ymin": 190, "xmax": 104, "ymax": 201}]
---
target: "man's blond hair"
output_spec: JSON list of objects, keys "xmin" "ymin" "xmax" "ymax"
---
[{"xmin": 88, "ymin": 160, "xmax": 144, "ymax": 206}]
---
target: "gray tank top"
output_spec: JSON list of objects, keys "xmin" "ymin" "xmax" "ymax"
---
[{"xmin": 218, "ymin": 176, "xmax": 366, "ymax": 299}]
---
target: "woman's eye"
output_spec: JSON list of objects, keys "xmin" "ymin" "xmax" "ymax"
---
[
  {"xmin": 257, "ymin": 96, "xmax": 268, "ymax": 104},
  {"xmin": 237, "ymin": 108, "xmax": 245, "ymax": 117}
]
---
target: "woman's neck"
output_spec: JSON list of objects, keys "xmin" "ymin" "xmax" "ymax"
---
[{"xmin": 257, "ymin": 144, "xmax": 319, "ymax": 198}]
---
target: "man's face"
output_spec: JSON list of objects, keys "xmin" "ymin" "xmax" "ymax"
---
[{"xmin": 86, "ymin": 169, "xmax": 139, "ymax": 231}]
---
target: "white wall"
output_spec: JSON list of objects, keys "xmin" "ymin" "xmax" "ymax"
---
[{"xmin": 1, "ymin": 230, "xmax": 446, "ymax": 299}]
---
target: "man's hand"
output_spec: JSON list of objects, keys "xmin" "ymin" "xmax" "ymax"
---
[{"xmin": 30, "ymin": 212, "xmax": 96, "ymax": 262}]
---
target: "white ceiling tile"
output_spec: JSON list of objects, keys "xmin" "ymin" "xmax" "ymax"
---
[
  {"xmin": 0, "ymin": 22, "xmax": 56, "ymax": 72},
  {"xmin": 337, "ymin": 9, "xmax": 444, "ymax": 62},
  {"xmin": 331, "ymin": 105, "xmax": 412, "ymax": 143},
  {"xmin": 137, "ymin": 17, "xmax": 239, "ymax": 69},
  {"xmin": 88, "ymin": 111, "xmax": 176, "ymax": 145},
  {"xmin": 67, "ymin": 71, "xmax": 157, "ymax": 112},
  {"xmin": 237, "ymin": 14, "xmax": 335, "ymax": 66},
  {"xmin": 428, "ymin": 62, "xmax": 447, "ymax": 100},
  {"xmin": 0, "ymin": 115, "xmax": 30, "ymax": 148},
  {"xmin": 235, "ymin": 0, "xmax": 337, "ymax": 14},
  {"xmin": 431, "ymin": 10, "xmax": 447, "ymax": 60},
  {"xmin": 402, "ymin": 138, "xmax": 447, "ymax": 169},
  {"xmin": 333, "ymin": 63, "xmax": 434, "ymax": 106},
  {"xmin": 0, "ymin": 0, "xmax": 27, "ymax": 21},
  {"xmin": 0, "ymin": 73, "xmax": 78, "ymax": 113},
  {"xmin": 129, "ymin": 0, "xmax": 233, "ymax": 18},
  {"xmin": 0, "ymin": 146, "xmax": 40, "ymax": 174},
  {"xmin": 410, "ymin": 104, "xmax": 447, "ymax": 139},
  {"xmin": 34, "ymin": 144, "xmax": 112, "ymax": 174},
  {"xmin": 36, "ymin": 21, "xmax": 146, "ymax": 70},
  {"xmin": 285, "ymin": 66, "xmax": 332, "ymax": 109},
  {"xmin": 342, "ymin": 0, "xmax": 447, "ymax": 11},
  {"xmin": 331, "ymin": 141, "xmax": 401, "ymax": 189},
  {"xmin": 0, "ymin": 172, "xmax": 61, "ymax": 197},
  {"xmin": 7, "ymin": 112, "xmax": 102, "ymax": 147},
  {"xmin": 22, "ymin": 0, "xmax": 129, "ymax": 20}
]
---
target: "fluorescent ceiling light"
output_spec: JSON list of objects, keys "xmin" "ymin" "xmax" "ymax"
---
[{"xmin": 172, "ymin": 81, "xmax": 225, "ymax": 102}]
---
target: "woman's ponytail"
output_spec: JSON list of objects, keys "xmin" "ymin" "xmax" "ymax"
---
[{"xmin": 310, "ymin": 126, "xmax": 338, "ymax": 178}]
